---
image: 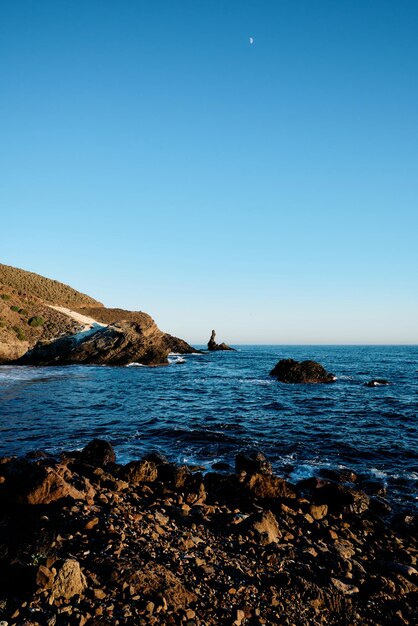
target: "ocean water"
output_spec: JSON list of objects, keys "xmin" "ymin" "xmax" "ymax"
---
[{"xmin": 0, "ymin": 345, "xmax": 417, "ymax": 508}]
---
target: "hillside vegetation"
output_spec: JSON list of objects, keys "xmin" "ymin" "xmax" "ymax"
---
[
  {"xmin": 0, "ymin": 286, "xmax": 81, "ymax": 363},
  {"xmin": 0, "ymin": 264, "xmax": 102, "ymax": 308}
]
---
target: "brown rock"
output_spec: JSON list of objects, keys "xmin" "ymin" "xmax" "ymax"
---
[
  {"xmin": 36, "ymin": 565, "xmax": 54, "ymax": 589},
  {"xmin": 50, "ymin": 559, "xmax": 87, "ymax": 600},
  {"xmin": 122, "ymin": 460, "xmax": 159, "ymax": 484},
  {"xmin": 119, "ymin": 563, "xmax": 196, "ymax": 611},
  {"xmin": 309, "ymin": 503, "xmax": 328, "ymax": 520},
  {"xmin": 22, "ymin": 466, "xmax": 94, "ymax": 505},
  {"xmin": 247, "ymin": 473, "xmax": 296, "ymax": 499},
  {"xmin": 251, "ymin": 510, "xmax": 282, "ymax": 544}
]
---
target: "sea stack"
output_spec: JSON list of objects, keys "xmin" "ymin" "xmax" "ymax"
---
[{"xmin": 207, "ymin": 330, "xmax": 235, "ymax": 351}]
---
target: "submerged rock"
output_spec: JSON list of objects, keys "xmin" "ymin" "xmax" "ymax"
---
[
  {"xmin": 364, "ymin": 379, "xmax": 390, "ymax": 387},
  {"xmin": 270, "ymin": 358, "xmax": 336, "ymax": 384},
  {"xmin": 207, "ymin": 329, "xmax": 235, "ymax": 351}
]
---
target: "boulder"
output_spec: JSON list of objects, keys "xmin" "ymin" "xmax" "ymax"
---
[
  {"xmin": 207, "ymin": 330, "xmax": 235, "ymax": 351},
  {"xmin": 245, "ymin": 510, "xmax": 282, "ymax": 544},
  {"xmin": 246, "ymin": 473, "xmax": 297, "ymax": 499},
  {"xmin": 235, "ymin": 451, "xmax": 272, "ymax": 476},
  {"xmin": 81, "ymin": 439, "xmax": 116, "ymax": 466},
  {"xmin": 310, "ymin": 482, "xmax": 370, "ymax": 515},
  {"xmin": 270, "ymin": 359, "xmax": 336, "ymax": 384},
  {"xmin": 50, "ymin": 559, "xmax": 87, "ymax": 600},
  {"xmin": 121, "ymin": 460, "xmax": 159, "ymax": 484}
]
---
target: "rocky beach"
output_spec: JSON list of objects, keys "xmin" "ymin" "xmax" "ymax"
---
[{"xmin": 1, "ymin": 440, "xmax": 417, "ymax": 626}]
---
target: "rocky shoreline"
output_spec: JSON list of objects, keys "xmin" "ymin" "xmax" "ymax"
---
[{"xmin": 0, "ymin": 442, "xmax": 417, "ymax": 626}]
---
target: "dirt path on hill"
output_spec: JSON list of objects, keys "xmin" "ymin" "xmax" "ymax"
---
[{"xmin": 47, "ymin": 305, "xmax": 107, "ymax": 330}]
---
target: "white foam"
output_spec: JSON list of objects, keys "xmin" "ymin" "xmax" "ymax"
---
[
  {"xmin": 370, "ymin": 468, "xmax": 388, "ymax": 479},
  {"xmin": 125, "ymin": 362, "xmax": 145, "ymax": 367},
  {"xmin": 168, "ymin": 356, "xmax": 186, "ymax": 364},
  {"xmin": 289, "ymin": 464, "xmax": 316, "ymax": 482}
]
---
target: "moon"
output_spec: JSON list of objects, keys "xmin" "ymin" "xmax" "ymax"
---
[{"xmin": 249, "ymin": 37, "xmax": 254, "ymax": 44}]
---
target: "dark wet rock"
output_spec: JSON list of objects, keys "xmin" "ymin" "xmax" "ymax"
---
[
  {"xmin": 81, "ymin": 439, "xmax": 116, "ymax": 466},
  {"xmin": 163, "ymin": 333, "xmax": 201, "ymax": 354},
  {"xmin": 310, "ymin": 482, "xmax": 370, "ymax": 514},
  {"xmin": 207, "ymin": 329, "xmax": 235, "ymax": 351},
  {"xmin": 369, "ymin": 496, "xmax": 392, "ymax": 516},
  {"xmin": 319, "ymin": 468, "xmax": 358, "ymax": 483},
  {"xmin": 364, "ymin": 379, "xmax": 390, "ymax": 387},
  {"xmin": 270, "ymin": 358, "xmax": 336, "ymax": 384},
  {"xmin": 143, "ymin": 451, "xmax": 169, "ymax": 465},
  {"xmin": 360, "ymin": 479, "xmax": 387, "ymax": 497},
  {"xmin": 211, "ymin": 461, "xmax": 232, "ymax": 471},
  {"xmin": 158, "ymin": 463, "xmax": 191, "ymax": 489},
  {"xmin": 235, "ymin": 451, "xmax": 272, "ymax": 476},
  {"xmin": 204, "ymin": 472, "xmax": 242, "ymax": 504}
]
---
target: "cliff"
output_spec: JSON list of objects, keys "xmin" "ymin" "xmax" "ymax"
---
[{"xmin": 0, "ymin": 264, "xmax": 195, "ymax": 365}]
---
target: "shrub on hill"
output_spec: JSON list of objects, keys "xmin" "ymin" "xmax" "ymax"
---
[
  {"xmin": 0, "ymin": 294, "xmax": 11, "ymax": 300},
  {"xmin": 10, "ymin": 305, "xmax": 19, "ymax": 312},
  {"xmin": 13, "ymin": 326, "xmax": 26, "ymax": 341},
  {"xmin": 28, "ymin": 316, "xmax": 45, "ymax": 327}
]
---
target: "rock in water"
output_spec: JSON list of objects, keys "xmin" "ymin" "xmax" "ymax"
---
[
  {"xmin": 207, "ymin": 330, "xmax": 235, "ymax": 351},
  {"xmin": 270, "ymin": 358, "xmax": 336, "ymax": 384},
  {"xmin": 81, "ymin": 439, "xmax": 116, "ymax": 466},
  {"xmin": 364, "ymin": 379, "xmax": 390, "ymax": 387},
  {"xmin": 16, "ymin": 319, "xmax": 171, "ymax": 366}
]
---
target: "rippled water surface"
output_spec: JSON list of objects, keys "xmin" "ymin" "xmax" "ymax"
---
[{"xmin": 1, "ymin": 346, "xmax": 417, "ymax": 506}]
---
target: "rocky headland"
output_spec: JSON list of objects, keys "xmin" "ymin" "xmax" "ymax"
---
[
  {"xmin": 0, "ymin": 264, "xmax": 195, "ymax": 366},
  {"xmin": 0, "ymin": 441, "xmax": 417, "ymax": 626}
]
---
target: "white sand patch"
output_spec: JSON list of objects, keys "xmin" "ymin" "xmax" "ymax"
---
[{"xmin": 47, "ymin": 305, "xmax": 107, "ymax": 331}]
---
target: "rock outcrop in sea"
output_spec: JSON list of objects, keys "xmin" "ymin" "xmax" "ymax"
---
[
  {"xmin": 16, "ymin": 319, "xmax": 174, "ymax": 366},
  {"xmin": 207, "ymin": 329, "xmax": 235, "ymax": 351},
  {"xmin": 0, "ymin": 441, "xmax": 417, "ymax": 625},
  {"xmin": 1, "ymin": 263, "xmax": 196, "ymax": 366},
  {"xmin": 364, "ymin": 379, "xmax": 390, "ymax": 387},
  {"xmin": 270, "ymin": 358, "xmax": 336, "ymax": 383}
]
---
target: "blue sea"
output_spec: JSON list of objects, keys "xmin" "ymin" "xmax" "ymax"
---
[{"xmin": 0, "ymin": 346, "xmax": 417, "ymax": 508}]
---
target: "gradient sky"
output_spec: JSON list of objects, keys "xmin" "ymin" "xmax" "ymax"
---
[{"xmin": 1, "ymin": 1, "xmax": 417, "ymax": 344}]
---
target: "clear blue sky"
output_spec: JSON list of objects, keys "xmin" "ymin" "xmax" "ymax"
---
[{"xmin": 1, "ymin": 1, "xmax": 417, "ymax": 344}]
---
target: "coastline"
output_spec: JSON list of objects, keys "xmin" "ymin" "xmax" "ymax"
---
[{"xmin": 1, "ymin": 440, "xmax": 417, "ymax": 625}]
